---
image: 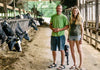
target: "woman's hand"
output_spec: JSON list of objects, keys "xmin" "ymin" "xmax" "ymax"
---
[
  {"xmin": 79, "ymin": 39, "xmax": 82, "ymax": 44},
  {"xmin": 67, "ymin": 38, "xmax": 69, "ymax": 42}
]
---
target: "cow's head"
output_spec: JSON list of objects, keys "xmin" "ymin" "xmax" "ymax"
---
[
  {"xmin": 0, "ymin": 29, "xmax": 6, "ymax": 44},
  {"xmin": 23, "ymin": 31, "xmax": 30, "ymax": 41},
  {"xmin": 1, "ymin": 21, "xmax": 8, "ymax": 27}
]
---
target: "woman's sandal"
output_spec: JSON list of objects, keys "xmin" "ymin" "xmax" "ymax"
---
[
  {"xmin": 57, "ymin": 64, "xmax": 65, "ymax": 70},
  {"xmin": 48, "ymin": 63, "xmax": 57, "ymax": 68},
  {"xmin": 69, "ymin": 65, "xmax": 77, "ymax": 69}
]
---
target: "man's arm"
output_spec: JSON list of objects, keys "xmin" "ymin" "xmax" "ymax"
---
[
  {"xmin": 49, "ymin": 23, "xmax": 53, "ymax": 30},
  {"xmin": 49, "ymin": 23, "xmax": 56, "ymax": 32},
  {"xmin": 55, "ymin": 25, "xmax": 69, "ymax": 32},
  {"xmin": 50, "ymin": 22, "xmax": 69, "ymax": 32},
  {"xmin": 58, "ymin": 25, "xmax": 69, "ymax": 31}
]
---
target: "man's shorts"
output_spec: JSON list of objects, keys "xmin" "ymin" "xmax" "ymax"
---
[{"xmin": 51, "ymin": 35, "xmax": 65, "ymax": 51}]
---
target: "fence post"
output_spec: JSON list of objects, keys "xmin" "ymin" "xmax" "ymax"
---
[
  {"xmin": 90, "ymin": 2, "xmax": 93, "ymax": 45},
  {"xmin": 85, "ymin": 1, "xmax": 89, "ymax": 42},
  {"xmin": 95, "ymin": 0, "xmax": 99, "ymax": 48}
]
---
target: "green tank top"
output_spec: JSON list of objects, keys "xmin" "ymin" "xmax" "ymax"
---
[{"xmin": 69, "ymin": 21, "xmax": 81, "ymax": 36}]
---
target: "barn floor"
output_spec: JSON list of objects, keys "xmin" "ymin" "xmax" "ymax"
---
[{"xmin": 0, "ymin": 24, "xmax": 100, "ymax": 70}]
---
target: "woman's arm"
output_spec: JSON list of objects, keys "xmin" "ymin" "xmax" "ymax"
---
[
  {"xmin": 49, "ymin": 23, "xmax": 53, "ymax": 30},
  {"xmin": 81, "ymin": 22, "xmax": 84, "ymax": 40},
  {"xmin": 79, "ymin": 22, "xmax": 84, "ymax": 44}
]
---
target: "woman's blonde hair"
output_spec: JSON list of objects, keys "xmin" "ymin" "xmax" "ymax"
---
[{"xmin": 70, "ymin": 7, "xmax": 83, "ymax": 25}]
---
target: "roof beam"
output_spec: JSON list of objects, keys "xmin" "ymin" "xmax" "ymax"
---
[
  {"xmin": 28, "ymin": 0, "xmax": 49, "ymax": 1},
  {"xmin": 27, "ymin": 0, "xmax": 60, "ymax": 1},
  {"xmin": 0, "ymin": 2, "xmax": 19, "ymax": 11}
]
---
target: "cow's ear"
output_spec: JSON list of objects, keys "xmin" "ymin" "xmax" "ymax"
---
[
  {"xmin": 23, "ymin": 31, "xmax": 26, "ymax": 34},
  {"xmin": 25, "ymin": 31, "xmax": 26, "ymax": 33}
]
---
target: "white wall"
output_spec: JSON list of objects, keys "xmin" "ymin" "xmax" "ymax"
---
[{"xmin": 79, "ymin": 0, "xmax": 98, "ymax": 22}]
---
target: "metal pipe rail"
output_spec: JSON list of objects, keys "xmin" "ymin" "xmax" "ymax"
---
[{"xmin": 0, "ymin": 19, "xmax": 29, "ymax": 23}]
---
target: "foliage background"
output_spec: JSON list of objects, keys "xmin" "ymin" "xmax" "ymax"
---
[{"xmin": 26, "ymin": 1, "xmax": 60, "ymax": 17}]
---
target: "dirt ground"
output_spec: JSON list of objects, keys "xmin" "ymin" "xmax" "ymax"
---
[{"xmin": 0, "ymin": 24, "xmax": 100, "ymax": 70}]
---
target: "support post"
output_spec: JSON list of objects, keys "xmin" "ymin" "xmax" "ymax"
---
[
  {"xmin": 3, "ymin": 0, "xmax": 8, "ymax": 19},
  {"xmin": 95, "ymin": 0, "xmax": 99, "ymax": 48},
  {"xmin": 13, "ymin": 0, "xmax": 16, "ymax": 18},
  {"xmin": 85, "ymin": 1, "xmax": 89, "ymax": 42},
  {"xmin": 19, "ymin": 8, "xmax": 21, "ymax": 16},
  {"xmin": 90, "ymin": 2, "xmax": 93, "ymax": 45}
]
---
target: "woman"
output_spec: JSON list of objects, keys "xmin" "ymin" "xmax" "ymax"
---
[{"xmin": 68, "ymin": 7, "xmax": 84, "ymax": 70}]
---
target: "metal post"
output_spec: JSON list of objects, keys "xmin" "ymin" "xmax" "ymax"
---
[{"xmin": 95, "ymin": 0, "xmax": 99, "ymax": 48}]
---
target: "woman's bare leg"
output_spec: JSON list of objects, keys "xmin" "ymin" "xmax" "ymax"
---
[
  {"xmin": 69, "ymin": 41, "xmax": 76, "ymax": 67},
  {"xmin": 76, "ymin": 41, "xmax": 82, "ymax": 68}
]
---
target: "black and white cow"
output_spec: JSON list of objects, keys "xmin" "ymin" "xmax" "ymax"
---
[
  {"xmin": 1, "ymin": 21, "xmax": 21, "ymax": 52},
  {"xmin": 0, "ymin": 25, "xmax": 6, "ymax": 50},
  {"xmin": 15, "ymin": 22, "xmax": 30, "ymax": 51},
  {"xmin": 0, "ymin": 29, "xmax": 6, "ymax": 45},
  {"xmin": 37, "ymin": 18, "xmax": 44, "ymax": 25},
  {"xmin": 23, "ymin": 13, "xmax": 31, "ymax": 19},
  {"xmin": 28, "ymin": 18, "xmax": 38, "ymax": 30},
  {"xmin": 15, "ymin": 22, "xmax": 30, "ymax": 41},
  {"xmin": 1, "ymin": 21, "xmax": 14, "ymax": 36}
]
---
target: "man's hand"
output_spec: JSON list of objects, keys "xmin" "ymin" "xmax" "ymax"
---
[{"xmin": 52, "ymin": 28, "xmax": 60, "ymax": 32}]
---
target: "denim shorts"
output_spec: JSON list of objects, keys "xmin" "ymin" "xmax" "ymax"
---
[
  {"xmin": 51, "ymin": 35, "xmax": 65, "ymax": 51},
  {"xmin": 69, "ymin": 35, "xmax": 81, "ymax": 41}
]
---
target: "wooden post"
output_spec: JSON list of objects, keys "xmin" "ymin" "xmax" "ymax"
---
[
  {"xmin": 27, "ymin": 0, "xmax": 28, "ymax": 11},
  {"xmin": 79, "ymin": 0, "xmax": 81, "ymax": 11},
  {"xmin": 19, "ymin": 8, "xmax": 21, "ymax": 16},
  {"xmin": 79, "ymin": 3, "xmax": 81, "ymax": 12},
  {"xmin": 89, "ymin": 3, "xmax": 90, "ymax": 21},
  {"xmin": 50, "ymin": 0, "xmax": 51, "ymax": 3},
  {"xmin": 83, "ymin": 0, "xmax": 85, "ymax": 20},
  {"xmin": 11, "ymin": 10, "xmax": 13, "ymax": 17},
  {"xmin": 3, "ymin": 0, "xmax": 8, "ymax": 19},
  {"xmin": 85, "ymin": 1, "xmax": 89, "ymax": 42},
  {"xmin": 95, "ymin": 0, "xmax": 99, "ymax": 48},
  {"xmin": 13, "ymin": 0, "xmax": 16, "ymax": 18},
  {"xmin": 90, "ymin": 2, "xmax": 93, "ymax": 45},
  {"xmin": 1, "ymin": 13, "xmax": 3, "ymax": 17},
  {"xmin": 23, "ymin": 9, "xmax": 25, "ymax": 14},
  {"xmin": 77, "ymin": 0, "xmax": 80, "ymax": 7}
]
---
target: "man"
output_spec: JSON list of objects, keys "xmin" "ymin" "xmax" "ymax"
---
[{"xmin": 48, "ymin": 4, "xmax": 69, "ymax": 70}]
